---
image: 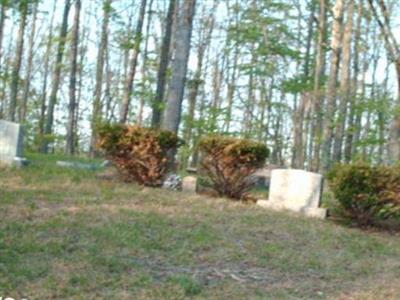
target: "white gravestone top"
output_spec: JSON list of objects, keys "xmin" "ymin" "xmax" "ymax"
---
[
  {"xmin": 258, "ymin": 169, "xmax": 327, "ymax": 219},
  {"xmin": 0, "ymin": 120, "xmax": 24, "ymax": 165}
]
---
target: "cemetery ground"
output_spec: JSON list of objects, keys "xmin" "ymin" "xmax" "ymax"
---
[{"xmin": 1, "ymin": 154, "xmax": 400, "ymax": 299}]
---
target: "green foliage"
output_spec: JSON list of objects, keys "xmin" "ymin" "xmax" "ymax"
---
[
  {"xmin": 328, "ymin": 162, "xmax": 400, "ymax": 227},
  {"xmin": 97, "ymin": 123, "xmax": 183, "ymax": 186},
  {"xmin": 198, "ymin": 134, "xmax": 269, "ymax": 199}
]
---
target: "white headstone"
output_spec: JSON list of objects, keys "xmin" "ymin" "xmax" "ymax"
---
[
  {"xmin": 0, "ymin": 120, "xmax": 24, "ymax": 165},
  {"xmin": 257, "ymin": 169, "xmax": 327, "ymax": 219}
]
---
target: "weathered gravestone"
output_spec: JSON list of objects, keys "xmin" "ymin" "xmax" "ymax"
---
[
  {"xmin": 0, "ymin": 120, "xmax": 27, "ymax": 166},
  {"xmin": 182, "ymin": 176, "xmax": 197, "ymax": 193},
  {"xmin": 257, "ymin": 169, "xmax": 327, "ymax": 219}
]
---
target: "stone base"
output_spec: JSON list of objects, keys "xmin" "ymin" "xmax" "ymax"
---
[
  {"xmin": 256, "ymin": 199, "xmax": 327, "ymax": 219},
  {"xmin": 12, "ymin": 157, "xmax": 29, "ymax": 168}
]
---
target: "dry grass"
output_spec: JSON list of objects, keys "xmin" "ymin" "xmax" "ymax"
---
[{"xmin": 0, "ymin": 154, "xmax": 400, "ymax": 299}]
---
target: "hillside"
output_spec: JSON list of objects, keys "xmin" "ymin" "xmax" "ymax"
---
[{"xmin": 1, "ymin": 154, "xmax": 400, "ymax": 299}]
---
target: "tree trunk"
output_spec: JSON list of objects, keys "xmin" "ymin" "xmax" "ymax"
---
[
  {"xmin": 20, "ymin": 3, "xmax": 38, "ymax": 123},
  {"xmin": 321, "ymin": 0, "xmax": 345, "ymax": 171},
  {"xmin": 161, "ymin": 0, "xmax": 196, "ymax": 133},
  {"xmin": 0, "ymin": 3, "xmax": 7, "ymax": 69},
  {"xmin": 65, "ymin": 0, "xmax": 81, "ymax": 155},
  {"xmin": 89, "ymin": 0, "xmax": 111, "ymax": 156},
  {"xmin": 151, "ymin": 0, "xmax": 176, "ymax": 128},
  {"xmin": 42, "ymin": 0, "xmax": 71, "ymax": 153},
  {"xmin": 119, "ymin": 0, "xmax": 147, "ymax": 123},
  {"xmin": 137, "ymin": 0, "xmax": 154, "ymax": 125},
  {"xmin": 333, "ymin": 0, "xmax": 354, "ymax": 162},
  {"xmin": 344, "ymin": 0, "xmax": 363, "ymax": 162},
  {"xmin": 38, "ymin": 0, "xmax": 57, "ymax": 148},
  {"xmin": 8, "ymin": 4, "xmax": 28, "ymax": 122},
  {"xmin": 311, "ymin": 0, "xmax": 328, "ymax": 172}
]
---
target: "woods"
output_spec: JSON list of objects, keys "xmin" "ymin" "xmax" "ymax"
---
[{"xmin": 0, "ymin": 0, "xmax": 399, "ymax": 171}]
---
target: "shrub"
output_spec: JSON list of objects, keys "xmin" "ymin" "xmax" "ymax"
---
[
  {"xmin": 198, "ymin": 135, "xmax": 269, "ymax": 199},
  {"xmin": 328, "ymin": 162, "xmax": 400, "ymax": 227},
  {"xmin": 97, "ymin": 124, "xmax": 182, "ymax": 186}
]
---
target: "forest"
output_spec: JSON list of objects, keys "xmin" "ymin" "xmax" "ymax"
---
[{"xmin": 0, "ymin": 0, "xmax": 399, "ymax": 172}]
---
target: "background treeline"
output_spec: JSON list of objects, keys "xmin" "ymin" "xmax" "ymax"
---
[{"xmin": 0, "ymin": 0, "xmax": 399, "ymax": 172}]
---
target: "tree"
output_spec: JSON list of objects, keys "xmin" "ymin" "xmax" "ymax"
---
[
  {"xmin": 311, "ymin": 0, "xmax": 328, "ymax": 171},
  {"xmin": 161, "ymin": 0, "xmax": 196, "ymax": 133},
  {"xmin": 151, "ymin": 0, "xmax": 176, "ymax": 128},
  {"xmin": 42, "ymin": 0, "xmax": 71, "ymax": 153},
  {"xmin": 321, "ymin": 0, "xmax": 345, "ymax": 171},
  {"xmin": 8, "ymin": 1, "xmax": 28, "ymax": 121},
  {"xmin": 368, "ymin": 0, "xmax": 400, "ymax": 163},
  {"xmin": 89, "ymin": 0, "xmax": 112, "ymax": 156},
  {"xmin": 65, "ymin": 0, "xmax": 81, "ymax": 155},
  {"xmin": 20, "ymin": 1, "xmax": 38, "ymax": 123},
  {"xmin": 119, "ymin": 0, "xmax": 147, "ymax": 123}
]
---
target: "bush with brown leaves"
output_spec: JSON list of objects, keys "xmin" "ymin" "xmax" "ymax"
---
[
  {"xmin": 97, "ymin": 124, "xmax": 182, "ymax": 187},
  {"xmin": 198, "ymin": 135, "xmax": 269, "ymax": 200}
]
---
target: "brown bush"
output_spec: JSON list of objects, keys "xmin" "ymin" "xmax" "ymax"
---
[
  {"xmin": 198, "ymin": 135, "xmax": 269, "ymax": 200},
  {"xmin": 97, "ymin": 124, "xmax": 182, "ymax": 187}
]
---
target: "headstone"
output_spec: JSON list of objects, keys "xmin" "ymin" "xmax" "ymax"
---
[
  {"xmin": 257, "ymin": 169, "xmax": 327, "ymax": 219},
  {"xmin": 182, "ymin": 176, "xmax": 197, "ymax": 193},
  {"xmin": 0, "ymin": 120, "xmax": 26, "ymax": 166}
]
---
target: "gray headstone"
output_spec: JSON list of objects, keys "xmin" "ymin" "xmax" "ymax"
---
[
  {"xmin": 257, "ymin": 169, "xmax": 327, "ymax": 219},
  {"xmin": 0, "ymin": 120, "xmax": 24, "ymax": 166}
]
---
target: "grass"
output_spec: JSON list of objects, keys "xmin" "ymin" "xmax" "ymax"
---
[{"xmin": 0, "ymin": 153, "xmax": 400, "ymax": 299}]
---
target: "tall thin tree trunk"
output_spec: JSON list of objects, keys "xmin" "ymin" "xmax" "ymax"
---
[
  {"xmin": 65, "ymin": 0, "xmax": 81, "ymax": 155},
  {"xmin": 344, "ymin": 0, "xmax": 363, "ymax": 162},
  {"xmin": 42, "ymin": 0, "xmax": 71, "ymax": 153},
  {"xmin": 89, "ymin": 0, "xmax": 111, "ymax": 156},
  {"xmin": 8, "ymin": 4, "xmax": 28, "ymax": 122},
  {"xmin": 119, "ymin": 0, "xmax": 147, "ymax": 123},
  {"xmin": 151, "ymin": 0, "xmax": 176, "ymax": 128},
  {"xmin": 321, "ymin": 0, "xmax": 345, "ymax": 171},
  {"xmin": 20, "ymin": 3, "xmax": 38, "ymax": 123},
  {"xmin": 161, "ymin": 0, "xmax": 196, "ymax": 133},
  {"xmin": 38, "ymin": 0, "xmax": 57, "ymax": 148},
  {"xmin": 0, "ymin": 3, "xmax": 8, "ymax": 69},
  {"xmin": 333, "ymin": 0, "xmax": 354, "ymax": 162},
  {"xmin": 137, "ymin": 0, "xmax": 154, "ymax": 125},
  {"xmin": 311, "ymin": 0, "xmax": 328, "ymax": 172}
]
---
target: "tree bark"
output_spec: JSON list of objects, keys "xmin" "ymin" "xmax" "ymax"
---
[
  {"xmin": 151, "ymin": 0, "xmax": 176, "ymax": 128},
  {"xmin": 161, "ymin": 0, "xmax": 196, "ymax": 133}
]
